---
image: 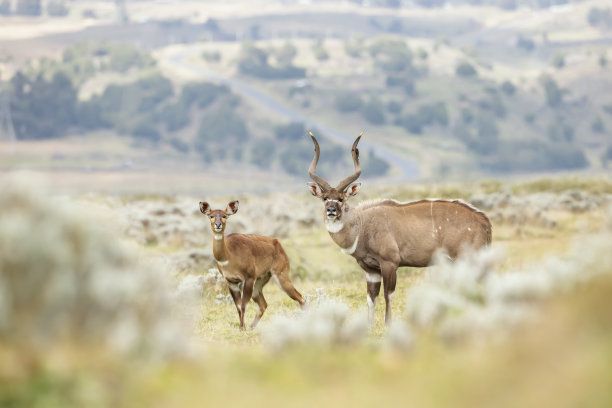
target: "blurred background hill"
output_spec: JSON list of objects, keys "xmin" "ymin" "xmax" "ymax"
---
[{"xmin": 1, "ymin": 0, "xmax": 610, "ymax": 194}]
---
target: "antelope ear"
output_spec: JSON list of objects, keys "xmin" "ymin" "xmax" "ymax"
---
[
  {"xmin": 226, "ymin": 200, "xmax": 239, "ymax": 215},
  {"xmin": 346, "ymin": 182, "xmax": 361, "ymax": 197},
  {"xmin": 199, "ymin": 202, "xmax": 211, "ymax": 215},
  {"xmin": 307, "ymin": 182, "xmax": 323, "ymax": 198}
]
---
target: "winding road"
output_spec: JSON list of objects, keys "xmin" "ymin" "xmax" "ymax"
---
[{"xmin": 165, "ymin": 47, "xmax": 420, "ymax": 182}]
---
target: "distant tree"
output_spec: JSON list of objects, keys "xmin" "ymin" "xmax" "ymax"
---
[
  {"xmin": 169, "ymin": 137, "xmax": 190, "ymax": 154},
  {"xmin": 587, "ymin": 7, "xmax": 612, "ymax": 28},
  {"xmin": 250, "ymin": 139, "xmax": 276, "ymax": 169},
  {"xmin": 602, "ymin": 145, "xmax": 612, "ymax": 166},
  {"xmin": 274, "ymin": 122, "xmax": 306, "ymax": 141},
  {"xmin": 600, "ymin": 53, "xmax": 608, "ymax": 69},
  {"xmin": 334, "ymin": 92, "xmax": 363, "ymax": 113},
  {"xmin": 414, "ymin": 0, "xmax": 444, "ymax": 8},
  {"xmin": 461, "ymin": 107, "xmax": 474, "ymax": 124},
  {"xmin": 0, "ymin": 0, "xmax": 11, "ymax": 15},
  {"xmin": 591, "ymin": 116, "xmax": 605, "ymax": 133},
  {"xmin": 516, "ymin": 35, "xmax": 535, "ymax": 52},
  {"xmin": 47, "ymin": 1, "xmax": 69, "ymax": 17},
  {"xmin": 455, "ymin": 61, "xmax": 477, "ymax": 77},
  {"xmin": 500, "ymin": 80, "xmax": 516, "ymax": 96},
  {"xmin": 312, "ymin": 39, "xmax": 329, "ymax": 61},
  {"xmin": 540, "ymin": 75, "xmax": 564, "ymax": 108},
  {"xmin": 551, "ymin": 53, "xmax": 565, "ymax": 69},
  {"xmin": 132, "ymin": 120, "xmax": 161, "ymax": 143},
  {"xmin": 547, "ymin": 121, "xmax": 574, "ymax": 142},
  {"xmin": 363, "ymin": 150, "xmax": 389, "ymax": 177},
  {"xmin": 10, "ymin": 71, "xmax": 77, "ymax": 140},
  {"xmin": 237, "ymin": 43, "xmax": 305, "ymax": 79},
  {"xmin": 369, "ymin": 38, "xmax": 413, "ymax": 73},
  {"xmin": 498, "ymin": 0, "xmax": 517, "ymax": 10},
  {"xmin": 15, "ymin": 0, "xmax": 41, "ymax": 15},
  {"xmin": 344, "ymin": 37, "xmax": 365, "ymax": 58},
  {"xmin": 275, "ymin": 42, "xmax": 297, "ymax": 67},
  {"xmin": 363, "ymin": 98, "xmax": 386, "ymax": 125},
  {"xmin": 160, "ymin": 102, "xmax": 190, "ymax": 132},
  {"xmin": 385, "ymin": 75, "xmax": 415, "ymax": 95},
  {"xmin": 386, "ymin": 100, "xmax": 402, "ymax": 114}
]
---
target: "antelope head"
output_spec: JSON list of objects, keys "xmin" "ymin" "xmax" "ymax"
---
[
  {"xmin": 199, "ymin": 200, "xmax": 239, "ymax": 234},
  {"xmin": 307, "ymin": 132, "xmax": 362, "ymax": 224}
]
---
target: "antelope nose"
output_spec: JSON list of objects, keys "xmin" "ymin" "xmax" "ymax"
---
[{"xmin": 215, "ymin": 223, "xmax": 222, "ymax": 229}]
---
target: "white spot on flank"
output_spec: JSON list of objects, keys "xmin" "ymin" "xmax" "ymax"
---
[
  {"xmin": 341, "ymin": 235, "xmax": 359, "ymax": 255},
  {"xmin": 468, "ymin": 227, "xmax": 472, "ymax": 231},
  {"xmin": 446, "ymin": 218, "xmax": 450, "ymax": 222},
  {"xmin": 214, "ymin": 233, "xmax": 223, "ymax": 241},
  {"xmin": 325, "ymin": 218, "xmax": 344, "ymax": 233},
  {"xmin": 438, "ymin": 226, "xmax": 442, "ymax": 230},
  {"xmin": 365, "ymin": 272, "xmax": 382, "ymax": 283}
]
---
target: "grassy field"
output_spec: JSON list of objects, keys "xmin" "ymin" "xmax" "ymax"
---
[{"xmin": 1, "ymin": 176, "xmax": 611, "ymax": 408}]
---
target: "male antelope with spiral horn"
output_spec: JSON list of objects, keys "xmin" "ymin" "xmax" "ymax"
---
[{"xmin": 306, "ymin": 132, "xmax": 492, "ymax": 325}]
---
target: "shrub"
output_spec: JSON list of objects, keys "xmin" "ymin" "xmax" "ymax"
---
[
  {"xmin": 202, "ymin": 50, "xmax": 221, "ymax": 62},
  {"xmin": 0, "ymin": 178, "xmax": 187, "ymax": 357}
]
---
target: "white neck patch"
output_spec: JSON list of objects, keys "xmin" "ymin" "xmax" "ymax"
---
[
  {"xmin": 325, "ymin": 218, "xmax": 344, "ymax": 234},
  {"xmin": 214, "ymin": 233, "xmax": 223, "ymax": 241},
  {"xmin": 341, "ymin": 235, "xmax": 359, "ymax": 255},
  {"xmin": 216, "ymin": 259, "xmax": 229, "ymax": 266}
]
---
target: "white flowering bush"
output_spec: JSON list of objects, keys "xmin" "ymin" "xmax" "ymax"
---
[
  {"xmin": 261, "ymin": 298, "xmax": 369, "ymax": 353},
  {"xmin": 399, "ymin": 209, "xmax": 612, "ymax": 343},
  {"xmin": 0, "ymin": 178, "xmax": 191, "ymax": 357}
]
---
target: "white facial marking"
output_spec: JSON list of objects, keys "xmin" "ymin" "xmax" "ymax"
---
[
  {"xmin": 217, "ymin": 260, "xmax": 229, "ymax": 266},
  {"xmin": 325, "ymin": 218, "xmax": 344, "ymax": 233},
  {"xmin": 341, "ymin": 235, "xmax": 359, "ymax": 255},
  {"xmin": 365, "ymin": 272, "xmax": 382, "ymax": 283},
  {"xmin": 214, "ymin": 233, "xmax": 223, "ymax": 240}
]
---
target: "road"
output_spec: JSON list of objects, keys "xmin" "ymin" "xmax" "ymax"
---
[{"xmin": 165, "ymin": 48, "xmax": 420, "ymax": 182}]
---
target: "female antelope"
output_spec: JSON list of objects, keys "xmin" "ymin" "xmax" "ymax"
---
[{"xmin": 199, "ymin": 200, "xmax": 304, "ymax": 329}]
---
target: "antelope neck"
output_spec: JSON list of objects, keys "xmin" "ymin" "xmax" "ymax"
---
[
  {"xmin": 212, "ymin": 233, "xmax": 229, "ymax": 263},
  {"xmin": 327, "ymin": 212, "xmax": 360, "ymax": 252}
]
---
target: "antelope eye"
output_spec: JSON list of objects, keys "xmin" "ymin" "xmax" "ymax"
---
[
  {"xmin": 338, "ymin": 198, "xmax": 343, "ymax": 202},
  {"xmin": 222, "ymin": 215, "xmax": 227, "ymax": 219}
]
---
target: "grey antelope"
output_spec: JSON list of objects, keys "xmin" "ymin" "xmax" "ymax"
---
[
  {"xmin": 199, "ymin": 200, "xmax": 304, "ymax": 329},
  {"xmin": 306, "ymin": 132, "xmax": 492, "ymax": 324}
]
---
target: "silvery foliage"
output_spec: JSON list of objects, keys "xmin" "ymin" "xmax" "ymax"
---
[
  {"xmin": 401, "ymin": 209, "xmax": 612, "ymax": 343},
  {"xmin": 0, "ymin": 178, "xmax": 194, "ymax": 357},
  {"xmin": 261, "ymin": 288, "xmax": 369, "ymax": 352}
]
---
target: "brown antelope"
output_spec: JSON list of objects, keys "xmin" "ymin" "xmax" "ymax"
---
[
  {"xmin": 199, "ymin": 200, "xmax": 304, "ymax": 329},
  {"xmin": 306, "ymin": 132, "xmax": 492, "ymax": 325}
]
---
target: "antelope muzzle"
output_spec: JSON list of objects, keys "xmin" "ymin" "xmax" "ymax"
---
[{"xmin": 326, "ymin": 201, "xmax": 340, "ymax": 219}]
